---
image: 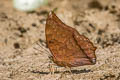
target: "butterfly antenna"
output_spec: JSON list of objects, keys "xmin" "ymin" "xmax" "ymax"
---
[
  {"xmin": 33, "ymin": 40, "xmax": 52, "ymax": 58},
  {"xmin": 33, "ymin": 47, "xmax": 46, "ymax": 56},
  {"xmin": 36, "ymin": 42, "xmax": 50, "ymax": 54}
]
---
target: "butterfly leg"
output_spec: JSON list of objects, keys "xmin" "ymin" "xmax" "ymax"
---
[
  {"xmin": 66, "ymin": 66, "xmax": 72, "ymax": 74},
  {"xmin": 49, "ymin": 63, "xmax": 55, "ymax": 74},
  {"xmin": 65, "ymin": 66, "xmax": 75, "ymax": 80}
]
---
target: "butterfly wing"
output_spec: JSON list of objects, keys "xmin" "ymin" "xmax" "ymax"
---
[
  {"xmin": 73, "ymin": 31, "xmax": 96, "ymax": 64},
  {"xmin": 45, "ymin": 11, "xmax": 96, "ymax": 67}
]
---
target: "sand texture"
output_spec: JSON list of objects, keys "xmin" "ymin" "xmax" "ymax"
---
[{"xmin": 0, "ymin": 0, "xmax": 120, "ymax": 80}]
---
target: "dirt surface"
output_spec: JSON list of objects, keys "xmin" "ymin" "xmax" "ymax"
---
[{"xmin": 0, "ymin": 0, "xmax": 120, "ymax": 80}]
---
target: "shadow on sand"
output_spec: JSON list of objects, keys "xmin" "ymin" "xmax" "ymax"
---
[{"xmin": 31, "ymin": 69, "xmax": 91, "ymax": 74}]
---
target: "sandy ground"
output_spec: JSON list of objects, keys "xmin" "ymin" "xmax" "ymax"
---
[{"xmin": 0, "ymin": 0, "xmax": 120, "ymax": 80}]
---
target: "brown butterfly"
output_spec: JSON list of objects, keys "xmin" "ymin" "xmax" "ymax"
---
[{"xmin": 45, "ymin": 11, "xmax": 96, "ymax": 68}]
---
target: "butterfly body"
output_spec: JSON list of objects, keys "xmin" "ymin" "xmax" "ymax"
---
[{"xmin": 45, "ymin": 12, "xmax": 96, "ymax": 67}]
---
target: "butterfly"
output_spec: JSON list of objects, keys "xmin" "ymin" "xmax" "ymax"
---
[{"xmin": 45, "ymin": 11, "xmax": 96, "ymax": 68}]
